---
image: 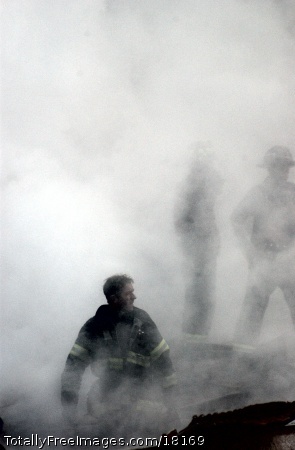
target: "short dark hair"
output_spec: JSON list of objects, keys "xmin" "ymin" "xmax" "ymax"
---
[{"xmin": 103, "ymin": 274, "xmax": 134, "ymax": 302}]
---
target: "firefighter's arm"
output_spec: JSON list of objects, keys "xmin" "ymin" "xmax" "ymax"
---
[
  {"xmin": 145, "ymin": 319, "xmax": 178, "ymax": 396},
  {"xmin": 140, "ymin": 312, "xmax": 177, "ymax": 390},
  {"xmin": 61, "ymin": 323, "xmax": 94, "ymax": 424},
  {"xmin": 61, "ymin": 350, "xmax": 89, "ymax": 406},
  {"xmin": 150, "ymin": 339, "xmax": 179, "ymax": 428},
  {"xmin": 143, "ymin": 316, "xmax": 180, "ymax": 428}
]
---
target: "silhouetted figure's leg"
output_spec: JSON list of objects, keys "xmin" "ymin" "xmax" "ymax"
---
[
  {"xmin": 182, "ymin": 236, "xmax": 219, "ymax": 336},
  {"xmin": 235, "ymin": 260, "xmax": 275, "ymax": 345}
]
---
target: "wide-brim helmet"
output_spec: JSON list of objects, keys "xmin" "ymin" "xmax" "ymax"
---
[{"xmin": 258, "ymin": 146, "xmax": 295, "ymax": 168}]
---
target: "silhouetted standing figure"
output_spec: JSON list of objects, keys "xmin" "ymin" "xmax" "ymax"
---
[
  {"xmin": 175, "ymin": 150, "xmax": 222, "ymax": 338},
  {"xmin": 232, "ymin": 146, "xmax": 295, "ymax": 346}
]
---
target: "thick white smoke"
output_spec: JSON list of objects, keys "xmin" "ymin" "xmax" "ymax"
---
[{"xmin": 1, "ymin": 0, "xmax": 295, "ymax": 437}]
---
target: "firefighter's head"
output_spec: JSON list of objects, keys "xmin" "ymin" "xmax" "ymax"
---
[
  {"xmin": 103, "ymin": 274, "xmax": 136, "ymax": 311},
  {"xmin": 258, "ymin": 146, "xmax": 294, "ymax": 181}
]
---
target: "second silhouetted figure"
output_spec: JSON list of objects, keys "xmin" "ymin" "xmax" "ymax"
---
[
  {"xmin": 232, "ymin": 146, "xmax": 295, "ymax": 346},
  {"xmin": 175, "ymin": 149, "xmax": 223, "ymax": 339}
]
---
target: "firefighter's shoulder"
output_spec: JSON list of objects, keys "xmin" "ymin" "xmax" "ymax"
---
[{"xmin": 133, "ymin": 306, "xmax": 155, "ymax": 324}]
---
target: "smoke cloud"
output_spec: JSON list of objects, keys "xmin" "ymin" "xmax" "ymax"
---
[{"xmin": 1, "ymin": 0, "xmax": 295, "ymax": 438}]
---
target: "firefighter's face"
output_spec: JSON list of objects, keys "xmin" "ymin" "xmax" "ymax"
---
[{"xmin": 113, "ymin": 282, "xmax": 136, "ymax": 311}]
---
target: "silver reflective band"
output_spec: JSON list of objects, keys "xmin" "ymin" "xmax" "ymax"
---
[
  {"xmin": 127, "ymin": 351, "xmax": 151, "ymax": 367},
  {"xmin": 69, "ymin": 343, "xmax": 89, "ymax": 361},
  {"xmin": 150, "ymin": 339, "xmax": 169, "ymax": 361},
  {"xmin": 233, "ymin": 343, "xmax": 255, "ymax": 353},
  {"xmin": 162, "ymin": 373, "xmax": 177, "ymax": 388}
]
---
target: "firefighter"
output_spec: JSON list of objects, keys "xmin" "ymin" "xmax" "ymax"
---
[
  {"xmin": 175, "ymin": 148, "xmax": 223, "ymax": 340},
  {"xmin": 231, "ymin": 146, "xmax": 295, "ymax": 346},
  {"xmin": 61, "ymin": 274, "xmax": 177, "ymax": 436}
]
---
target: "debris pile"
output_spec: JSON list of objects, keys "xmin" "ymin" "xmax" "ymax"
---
[{"xmin": 156, "ymin": 401, "xmax": 295, "ymax": 449}]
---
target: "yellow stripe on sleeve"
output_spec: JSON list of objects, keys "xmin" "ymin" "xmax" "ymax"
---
[
  {"xmin": 150, "ymin": 339, "xmax": 169, "ymax": 361},
  {"xmin": 69, "ymin": 343, "xmax": 90, "ymax": 361},
  {"xmin": 161, "ymin": 373, "xmax": 177, "ymax": 388}
]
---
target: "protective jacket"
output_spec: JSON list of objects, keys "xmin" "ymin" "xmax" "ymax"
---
[
  {"xmin": 232, "ymin": 177, "xmax": 295, "ymax": 254},
  {"xmin": 61, "ymin": 305, "xmax": 177, "ymax": 410},
  {"xmin": 231, "ymin": 177, "xmax": 295, "ymax": 345}
]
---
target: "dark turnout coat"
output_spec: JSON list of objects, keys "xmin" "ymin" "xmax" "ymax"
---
[{"xmin": 61, "ymin": 305, "xmax": 176, "ymax": 410}]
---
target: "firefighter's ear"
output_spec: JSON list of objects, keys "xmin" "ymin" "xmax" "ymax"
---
[{"xmin": 109, "ymin": 294, "xmax": 117, "ymax": 305}]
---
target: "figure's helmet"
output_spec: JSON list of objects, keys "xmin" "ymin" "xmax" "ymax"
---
[{"xmin": 258, "ymin": 146, "xmax": 295, "ymax": 168}]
